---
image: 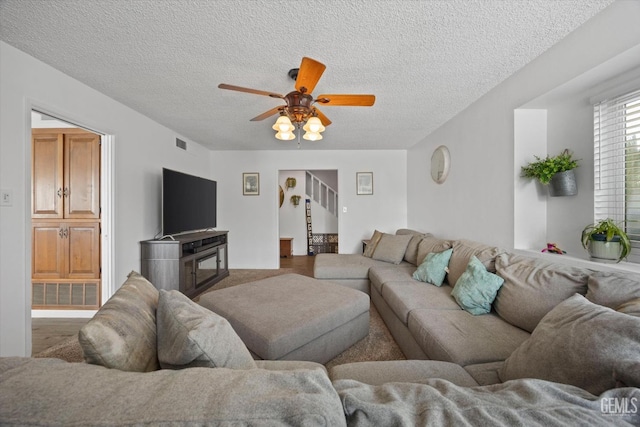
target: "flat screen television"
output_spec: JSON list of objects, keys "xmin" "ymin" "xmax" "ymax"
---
[{"xmin": 162, "ymin": 168, "xmax": 217, "ymax": 236}]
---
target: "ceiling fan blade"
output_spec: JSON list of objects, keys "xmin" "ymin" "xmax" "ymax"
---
[
  {"xmin": 295, "ymin": 57, "xmax": 326, "ymax": 94},
  {"xmin": 315, "ymin": 94, "xmax": 376, "ymax": 106},
  {"xmin": 218, "ymin": 83, "xmax": 283, "ymax": 99},
  {"xmin": 250, "ymin": 106, "xmax": 284, "ymax": 121},
  {"xmin": 314, "ymin": 108, "xmax": 332, "ymax": 127}
]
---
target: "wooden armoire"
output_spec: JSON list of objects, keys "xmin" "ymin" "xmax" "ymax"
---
[{"xmin": 31, "ymin": 128, "xmax": 101, "ymax": 309}]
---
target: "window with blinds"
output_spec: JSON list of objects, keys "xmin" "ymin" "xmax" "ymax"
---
[{"xmin": 594, "ymin": 88, "xmax": 640, "ymax": 263}]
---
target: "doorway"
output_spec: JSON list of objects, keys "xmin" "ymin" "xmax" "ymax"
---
[
  {"xmin": 30, "ymin": 109, "xmax": 113, "ymax": 316},
  {"xmin": 278, "ymin": 170, "xmax": 338, "ymax": 264}
]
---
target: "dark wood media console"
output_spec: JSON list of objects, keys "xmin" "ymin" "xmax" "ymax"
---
[{"xmin": 140, "ymin": 230, "xmax": 229, "ymax": 299}]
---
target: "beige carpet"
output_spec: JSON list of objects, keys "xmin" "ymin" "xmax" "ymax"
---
[{"xmin": 35, "ymin": 270, "xmax": 406, "ymax": 369}]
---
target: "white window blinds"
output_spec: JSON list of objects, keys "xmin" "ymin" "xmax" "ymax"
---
[{"xmin": 594, "ymin": 88, "xmax": 640, "ymax": 262}]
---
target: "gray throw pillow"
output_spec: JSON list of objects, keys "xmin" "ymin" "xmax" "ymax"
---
[
  {"xmin": 499, "ymin": 294, "xmax": 640, "ymax": 395},
  {"xmin": 363, "ymin": 230, "xmax": 383, "ymax": 258},
  {"xmin": 447, "ymin": 240, "xmax": 503, "ymax": 287},
  {"xmin": 415, "ymin": 236, "xmax": 452, "ymax": 266},
  {"xmin": 372, "ymin": 233, "xmax": 413, "ymax": 264},
  {"xmin": 157, "ymin": 290, "xmax": 256, "ymax": 370},
  {"xmin": 396, "ymin": 229, "xmax": 430, "ymax": 265},
  {"xmin": 586, "ymin": 271, "xmax": 640, "ymax": 309},
  {"xmin": 493, "ymin": 253, "xmax": 590, "ymax": 332},
  {"xmin": 78, "ymin": 271, "xmax": 160, "ymax": 372}
]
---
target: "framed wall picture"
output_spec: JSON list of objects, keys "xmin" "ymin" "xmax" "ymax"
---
[
  {"xmin": 243, "ymin": 172, "xmax": 260, "ymax": 195},
  {"xmin": 356, "ymin": 172, "xmax": 373, "ymax": 195}
]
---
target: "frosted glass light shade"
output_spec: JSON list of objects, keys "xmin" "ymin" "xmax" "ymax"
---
[
  {"xmin": 272, "ymin": 116, "xmax": 294, "ymax": 132},
  {"xmin": 303, "ymin": 117, "xmax": 325, "ymax": 133},
  {"xmin": 275, "ymin": 130, "xmax": 296, "ymax": 140},
  {"xmin": 303, "ymin": 131, "xmax": 323, "ymax": 141}
]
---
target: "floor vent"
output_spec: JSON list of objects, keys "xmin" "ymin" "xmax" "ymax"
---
[
  {"xmin": 32, "ymin": 282, "xmax": 100, "ymax": 309},
  {"xmin": 176, "ymin": 138, "xmax": 187, "ymax": 150}
]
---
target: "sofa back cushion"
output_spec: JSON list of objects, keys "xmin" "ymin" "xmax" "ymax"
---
[
  {"xmin": 157, "ymin": 290, "xmax": 257, "ymax": 370},
  {"xmin": 493, "ymin": 253, "xmax": 590, "ymax": 333},
  {"xmin": 78, "ymin": 271, "xmax": 160, "ymax": 372},
  {"xmin": 586, "ymin": 271, "xmax": 640, "ymax": 309},
  {"xmin": 363, "ymin": 230, "xmax": 383, "ymax": 257},
  {"xmin": 396, "ymin": 229, "xmax": 430, "ymax": 265},
  {"xmin": 499, "ymin": 294, "xmax": 640, "ymax": 395},
  {"xmin": 447, "ymin": 240, "xmax": 503, "ymax": 287},
  {"xmin": 372, "ymin": 233, "xmax": 413, "ymax": 264},
  {"xmin": 416, "ymin": 236, "xmax": 452, "ymax": 267}
]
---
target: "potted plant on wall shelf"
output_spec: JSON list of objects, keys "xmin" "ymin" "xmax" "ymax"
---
[
  {"xmin": 290, "ymin": 195, "xmax": 301, "ymax": 206},
  {"xmin": 581, "ymin": 218, "xmax": 631, "ymax": 263},
  {"xmin": 521, "ymin": 149, "xmax": 579, "ymax": 196}
]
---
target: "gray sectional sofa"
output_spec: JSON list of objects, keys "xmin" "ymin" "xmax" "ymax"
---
[
  {"xmin": 2, "ymin": 253, "xmax": 640, "ymax": 425},
  {"xmin": 315, "ymin": 229, "xmax": 640, "ymax": 389}
]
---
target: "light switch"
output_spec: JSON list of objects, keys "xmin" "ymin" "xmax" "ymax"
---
[
  {"xmin": 343, "ymin": 206, "xmax": 348, "ymax": 213},
  {"xmin": 0, "ymin": 189, "xmax": 12, "ymax": 206}
]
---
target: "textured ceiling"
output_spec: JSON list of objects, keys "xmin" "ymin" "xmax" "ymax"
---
[{"xmin": 0, "ymin": 0, "xmax": 614, "ymax": 150}]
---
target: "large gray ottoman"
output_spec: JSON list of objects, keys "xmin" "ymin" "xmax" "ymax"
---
[{"xmin": 199, "ymin": 273, "xmax": 370, "ymax": 364}]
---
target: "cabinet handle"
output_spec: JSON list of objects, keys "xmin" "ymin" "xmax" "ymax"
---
[
  {"xmin": 63, "ymin": 228, "xmax": 68, "ymax": 238},
  {"xmin": 57, "ymin": 188, "xmax": 63, "ymax": 198},
  {"xmin": 63, "ymin": 187, "xmax": 69, "ymax": 198}
]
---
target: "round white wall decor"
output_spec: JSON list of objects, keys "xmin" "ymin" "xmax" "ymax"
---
[{"xmin": 431, "ymin": 145, "xmax": 450, "ymax": 184}]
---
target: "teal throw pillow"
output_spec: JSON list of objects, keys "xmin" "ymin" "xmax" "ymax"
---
[
  {"xmin": 413, "ymin": 248, "xmax": 453, "ymax": 286},
  {"xmin": 451, "ymin": 255, "xmax": 504, "ymax": 315}
]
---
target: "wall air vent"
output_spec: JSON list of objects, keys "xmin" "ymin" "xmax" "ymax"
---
[{"xmin": 176, "ymin": 138, "xmax": 187, "ymax": 150}]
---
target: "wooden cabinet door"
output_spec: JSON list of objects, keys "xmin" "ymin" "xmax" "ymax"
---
[
  {"xmin": 32, "ymin": 222, "xmax": 65, "ymax": 279},
  {"xmin": 66, "ymin": 222, "xmax": 100, "ymax": 279},
  {"xmin": 64, "ymin": 133, "xmax": 100, "ymax": 219},
  {"xmin": 32, "ymin": 133, "xmax": 64, "ymax": 218}
]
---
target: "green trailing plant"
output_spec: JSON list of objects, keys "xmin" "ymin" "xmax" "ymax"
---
[
  {"xmin": 521, "ymin": 149, "xmax": 579, "ymax": 185},
  {"xmin": 581, "ymin": 218, "xmax": 631, "ymax": 262}
]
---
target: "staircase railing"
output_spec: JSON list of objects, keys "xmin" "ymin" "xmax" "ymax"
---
[{"xmin": 305, "ymin": 171, "xmax": 338, "ymax": 217}]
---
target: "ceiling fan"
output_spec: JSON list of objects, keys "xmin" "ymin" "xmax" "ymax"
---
[{"xmin": 218, "ymin": 57, "xmax": 375, "ymax": 142}]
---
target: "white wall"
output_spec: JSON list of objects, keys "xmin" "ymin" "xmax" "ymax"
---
[
  {"xmin": 212, "ymin": 150, "xmax": 407, "ymax": 268},
  {"xmin": 0, "ymin": 42, "xmax": 211, "ymax": 356},
  {"xmin": 407, "ymin": 1, "xmax": 640, "ymax": 250}
]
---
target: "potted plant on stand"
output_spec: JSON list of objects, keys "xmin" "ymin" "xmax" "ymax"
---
[
  {"xmin": 521, "ymin": 149, "xmax": 579, "ymax": 196},
  {"xmin": 581, "ymin": 218, "xmax": 631, "ymax": 263}
]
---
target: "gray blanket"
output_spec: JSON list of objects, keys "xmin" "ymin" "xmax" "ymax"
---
[{"xmin": 334, "ymin": 378, "xmax": 640, "ymax": 426}]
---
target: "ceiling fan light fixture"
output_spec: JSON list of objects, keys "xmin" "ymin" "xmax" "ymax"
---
[
  {"xmin": 275, "ymin": 130, "xmax": 296, "ymax": 141},
  {"xmin": 272, "ymin": 115, "xmax": 294, "ymax": 132},
  {"xmin": 303, "ymin": 116, "xmax": 325, "ymax": 133},
  {"xmin": 303, "ymin": 131, "xmax": 323, "ymax": 141}
]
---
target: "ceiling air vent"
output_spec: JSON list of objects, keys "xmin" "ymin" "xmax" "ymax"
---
[{"xmin": 176, "ymin": 138, "xmax": 187, "ymax": 150}]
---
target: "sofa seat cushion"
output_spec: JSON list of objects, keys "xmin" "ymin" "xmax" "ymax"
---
[
  {"xmin": 382, "ymin": 281, "xmax": 460, "ymax": 324},
  {"xmin": 500, "ymin": 294, "xmax": 640, "ymax": 395},
  {"xmin": 447, "ymin": 240, "xmax": 504, "ymax": 287},
  {"xmin": 369, "ymin": 264, "xmax": 416, "ymax": 294},
  {"xmin": 314, "ymin": 253, "xmax": 400, "ymax": 280},
  {"xmin": 586, "ymin": 271, "xmax": 640, "ymax": 309},
  {"xmin": 493, "ymin": 253, "xmax": 590, "ymax": 332},
  {"xmin": 0, "ymin": 357, "xmax": 347, "ymax": 427},
  {"xmin": 408, "ymin": 309, "xmax": 530, "ymax": 366},
  {"xmin": 330, "ymin": 360, "xmax": 478, "ymax": 387},
  {"xmin": 78, "ymin": 271, "xmax": 159, "ymax": 372}
]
